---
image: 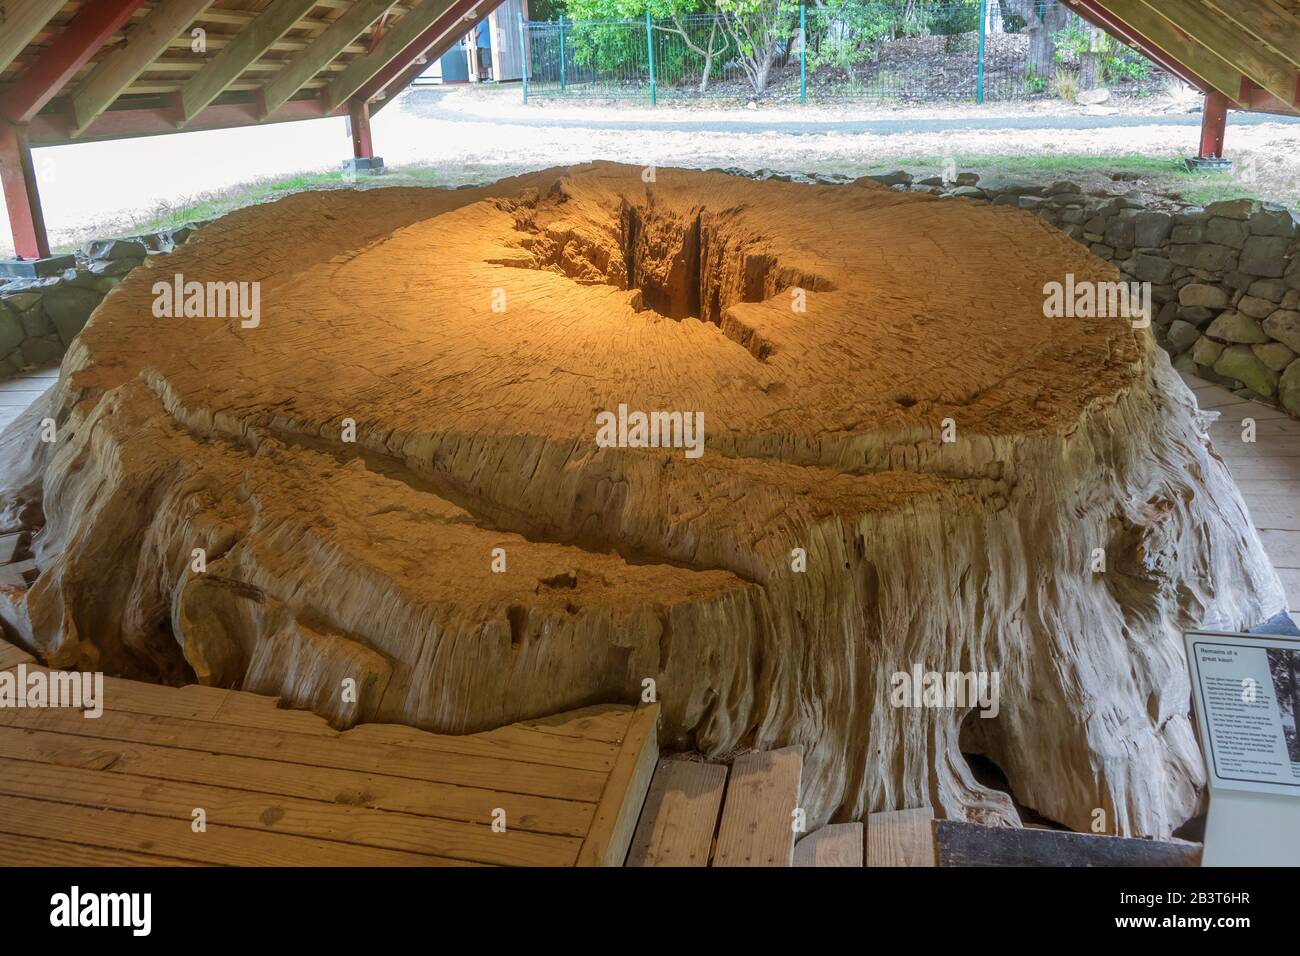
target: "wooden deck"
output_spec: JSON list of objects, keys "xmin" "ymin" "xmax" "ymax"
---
[
  {"xmin": 1181, "ymin": 372, "xmax": 1300, "ymax": 616},
  {"xmin": 0, "ymin": 366, "xmax": 57, "ymax": 433},
  {"xmin": 0, "ymin": 638, "xmax": 658, "ymax": 866},
  {"xmin": 628, "ymin": 747, "xmax": 811, "ymax": 867}
]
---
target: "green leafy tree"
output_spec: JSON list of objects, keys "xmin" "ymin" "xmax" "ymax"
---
[
  {"xmin": 564, "ymin": 0, "xmax": 726, "ymax": 91},
  {"xmin": 716, "ymin": 0, "xmax": 799, "ymax": 95},
  {"xmin": 1005, "ymin": 0, "xmax": 1069, "ymax": 76},
  {"xmin": 806, "ymin": 0, "xmax": 899, "ymax": 82}
]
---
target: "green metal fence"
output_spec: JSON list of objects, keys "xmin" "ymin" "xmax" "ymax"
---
[{"xmin": 519, "ymin": 0, "xmax": 1159, "ymax": 105}]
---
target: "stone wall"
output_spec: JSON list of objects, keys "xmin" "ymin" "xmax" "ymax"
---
[
  {"xmin": 855, "ymin": 170, "xmax": 1300, "ymax": 416},
  {"xmin": 0, "ymin": 226, "xmax": 197, "ymax": 380}
]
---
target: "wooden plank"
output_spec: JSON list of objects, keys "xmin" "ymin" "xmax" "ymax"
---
[
  {"xmin": 1242, "ymin": 494, "xmax": 1300, "ymax": 531},
  {"xmin": 933, "ymin": 819, "xmax": 1202, "ymax": 867},
  {"xmin": 1141, "ymin": 0, "xmax": 1300, "ymax": 107},
  {"xmin": 69, "ymin": 0, "xmax": 216, "ymax": 135},
  {"xmin": 1217, "ymin": 436, "xmax": 1300, "ymax": 458},
  {"xmin": 1261, "ymin": 529, "xmax": 1300, "ymax": 568},
  {"xmin": 348, "ymin": 721, "xmax": 621, "ymax": 773},
  {"xmin": 0, "ymin": 558, "xmax": 36, "ymax": 588},
  {"xmin": 5, "ymin": 666, "xmax": 618, "ymax": 775},
  {"xmin": 259, "ymin": 0, "xmax": 396, "ymax": 115},
  {"xmin": 1197, "ymin": 392, "xmax": 1257, "ymax": 410},
  {"xmin": 0, "ymin": 757, "xmax": 581, "ymax": 866},
  {"xmin": 178, "ymin": 0, "xmax": 321, "ymax": 121},
  {"xmin": 794, "ymin": 822, "xmax": 864, "ymax": 867},
  {"xmin": 712, "ymin": 746, "xmax": 802, "ymax": 867},
  {"xmin": 88, "ymin": 668, "xmax": 622, "ymax": 770},
  {"xmin": 0, "ymin": 705, "xmax": 607, "ymax": 802},
  {"xmin": 626, "ymin": 758, "xmax": 726, "ymax": 867},
  {"xmin": 575, "ymin": 702, "xmax": 659, "ymax": 867},
  {"xmin": 0, "ymin": 793, "xmax": 476, "ymax": 866},
  {"xmin": 515, "ymin": 703, "xmax": 633, "ymax": 744},
  {"xmin": 323, "ymin": 0, "xmax": 453, "ymax": 108},
  {"xmin": 0, "ymin": 725, "xmax": 594, "ymax": 837},
  {"xmin": 0, "ymin": 0, "xmax": 66, "ymax": 74},
  {"xmin": 1219, "ymin": 456, "xmax": 1300, "ymax": 481},
  {"xmin": 866, "ymin": 807, "xmax": 936, "ymax": 867},
  {"xmin": 1211, "ymin": 419, "xmax": 1300, "ymax": 443},
  {"xmin": 1206, "ymin": 0, "xmax": 1300, "ymax": 71},
  {"xmin": 0, "ymin": 532, "xmax": 28, "ymax": 563},
  {"xmin": 0, "ymin": 832, "xmax": 209, "ymax": 867},
  {"xmin": 0, "ymin": 639, "xmax": 34, "ymax": 671},
  {"xmin": 1238, "ymin": 478, "xmax": 1300, "ymax": 497},
  {"xmin": 1093, "ymin": 0, "xmax": 1246, "ymax": 102},
  {"xmin": 1204, "ymin": 401, "xmax": 1291, "ymax": 422},
  {"xmin": 1276, "ymin": 567, "xmax": 1300, "ymax": 612}
]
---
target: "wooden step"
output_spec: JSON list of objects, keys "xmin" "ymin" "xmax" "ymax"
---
[
  {"xmin": 933, "ymin": 819, "xmax": 1202, "ymax": 867},
  {"xmin": 794, "ymin": 822, "xmax": 863, "ymax": 867},
  {"xmin": 712, "ymin": 746, "xmax": 802, "ymax": 867},
  {"xmin": 866, "ymin": 807, "xmax": 936, "ymax": 867},
  {"xmin": 626, "ymin": 757, "xmax": 727, "ymax": 867}
]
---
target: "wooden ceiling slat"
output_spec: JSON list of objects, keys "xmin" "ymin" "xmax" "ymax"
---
[
  {"xmin": 1092, "ymin": 0, "xmax": 1245, "ymax": 103},
  {"xmin": 324, "ymin": 0, "xmax": 451, "ymax": 108},
  {"xmin": 0, "ymin": 0, "xmax": 70, "ymax": 74},
  {"xmin": 259, "ymin": 0, "xmax": 394, "ymax": 115},
  {"xmin": 68, "ymin": 0, "xmax": 216, "ymax": 135},
  {"xmin": 1146, "ymin": 0, "xmax": 1299, "ymax": 107},
  {"xmin": 1204, "ymin": 0, "xmax": 1300, "ymax": 71},
  {"xmin": 178, "ymin": 0, "xmax": 320, "ymax": 121},
  {"xmin": 0, "ymin": 0, "xmax": 148, "ymax": 122}
]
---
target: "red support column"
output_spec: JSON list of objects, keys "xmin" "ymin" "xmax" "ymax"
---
[
  {"xmin": 1199, "ymin": 90, "xmax": 1230, "ymax": 159},
  {"xmin": 0, "ymin": 123, "xmax": 50, "ymax": 260},
  {"xmin": 348, "ymin": 98, "xmax": 374, "ymax": 160}
]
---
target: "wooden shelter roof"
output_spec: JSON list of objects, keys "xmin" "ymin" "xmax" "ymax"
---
[
  {"xmin": 0, "ymin": 0, "xmax": 499, "ymax": 146},
  {"xmin": 1070, "ymin": 0, "xmax": 1300, "ymax": 115}
]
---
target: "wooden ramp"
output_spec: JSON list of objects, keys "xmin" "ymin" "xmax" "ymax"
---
[{"xmin": 0, "ymin": 638, "xmax": 657, "ymax": 866}]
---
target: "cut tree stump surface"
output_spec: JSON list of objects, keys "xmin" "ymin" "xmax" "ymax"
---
[
  {"xmin": 0, "ymin": 637, "xmax": 658, "ymax": 866},
  {"xmin": 0, "ymin": 164, "xmax": 1286, "ymax": 839}
]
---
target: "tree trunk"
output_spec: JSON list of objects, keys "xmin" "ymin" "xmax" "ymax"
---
[
  {"xmin": 1079, "ymin": 24, "xmax": 1102, "ymax": 89},
  {"xmin": 1028, "ymin": 25, "xmax": 1054, "ymax": 77}
]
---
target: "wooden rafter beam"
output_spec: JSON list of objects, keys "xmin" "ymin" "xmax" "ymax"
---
[
  {"xmin": 372, "ymin": 1, "xmax": 492, "ymax": 112},
  {"xmin": 1067, "ymin": 0, "xmax": 1214, "ymax": 93},
  {"xmin": 260, "ymin": 0, "xmax": 396, "ymax": 117},
  {"xmin": 354, "ymin": 0, "xmax": 480, "ymax": 104},
  {"xmin": 1140, "ymin": 0, "xmax": 1299, "ymax": 108},
  {"xmin": 178, "ymin": 0, "xmax": 320, "ymax": 124},
  {"xmin": 0, "ymin": 0, "xmax": 148, "ymax": 124},
  {"xmin": 324, "ymin": 0, "xmax": 455, "ymax": 111},
  {"xmin": 68, "ymin": 0, "xmax": 216, "ymax": 136},
  {"xmin": 29, "ymin": 95, "xmax": 327, "ymax": 146},
  {"xmin": 1203, "ymin": 0, "xmax": 1300, "ymax": 71},
  {"xmin": 1089, "ymin": 0, "xmax": 1245, "ymax": 103},
  {"xmin": 0, "ymin": 0, "xmax": 67, "ymax": 74}
]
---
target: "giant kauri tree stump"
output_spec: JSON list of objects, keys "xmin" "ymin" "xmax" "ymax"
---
[{"xmin": 0, "ymin": 163, "xmax": 1285, "ymax": 838}]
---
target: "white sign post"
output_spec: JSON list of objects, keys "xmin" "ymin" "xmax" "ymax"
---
[{"xmin": 1184, "ymin": 629, "xmax": 1300, "ymax": 866}]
